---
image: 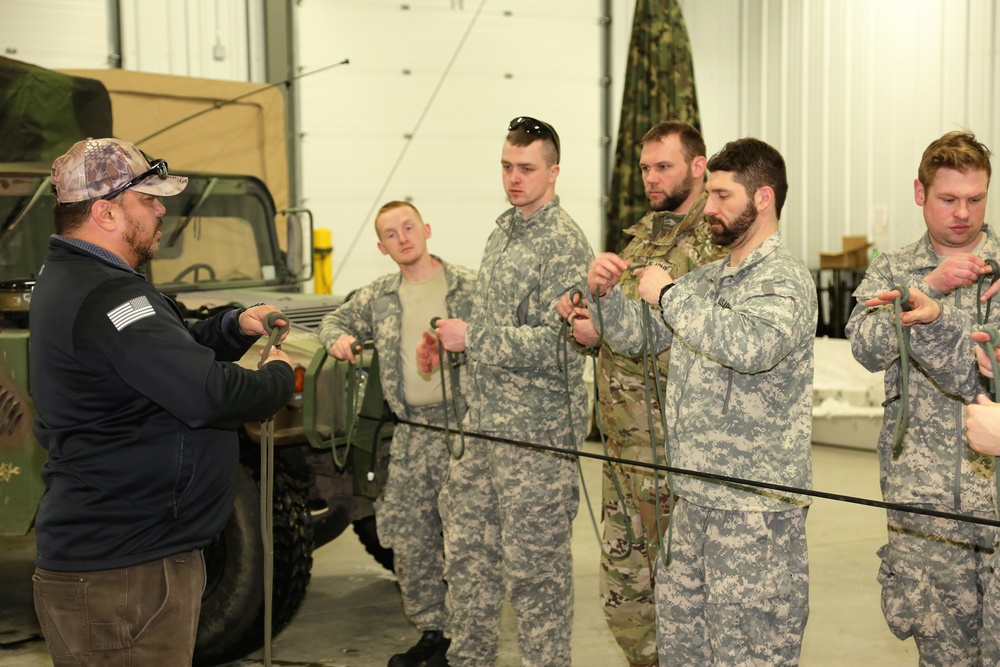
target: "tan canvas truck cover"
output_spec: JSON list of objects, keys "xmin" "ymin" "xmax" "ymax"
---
[{"xmin": 60, "ymin": 67, "xmax": 290, "ymax": 248}]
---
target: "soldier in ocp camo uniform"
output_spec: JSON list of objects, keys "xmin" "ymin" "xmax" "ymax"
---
[
  {"xmin": 418, "ymin": 118, "xmax": 592, "ymax": 667},
  {"xmin": 846, "ymin": 131, "xmax": 1000, "ymax": 667},
  {"xmin": 558, "ymin": 121, "xmax": 723, "ymax": 667},
  {"xmin": 317, "ymin": 201, "xmax": 477, "ymax": 667},
  {"xmin": 588, "ymin": 138, "xmax": 815, "ymax": 666}
]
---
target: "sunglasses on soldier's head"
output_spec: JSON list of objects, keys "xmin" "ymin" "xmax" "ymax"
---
[{"xmin": 508, "ymin": 116, "xmax": 560, "ymax": 163}]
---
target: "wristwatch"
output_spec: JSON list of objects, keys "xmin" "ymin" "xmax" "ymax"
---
[{"xmin": 658, "ymin": 282, "xmax": 675, "ymax": 304}]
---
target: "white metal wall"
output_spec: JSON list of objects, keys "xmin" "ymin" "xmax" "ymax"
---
[
  {"xmin": 5, "ymin": 0, "xmax": 1000, "ymax": 286},
  {"xmin": 0, "ymin": 0, "xmax": 259, "ymax": 83},
  {"xmin": 117, "ymin": 0, "xmax": 256, "ymax": 81},
  {"xmin": 0, "ymin": 0, "xmax": 112, "ymax": 68}
]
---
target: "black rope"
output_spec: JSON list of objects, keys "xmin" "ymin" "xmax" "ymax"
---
[{"xmin": 372, "ymin": 414, "xmax": 1000, "ymax": 528}]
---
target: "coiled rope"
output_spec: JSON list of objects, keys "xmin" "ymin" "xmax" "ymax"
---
[{"xmin": 890, "ymin": 261, "xmax": 1000, "ymax": 461}]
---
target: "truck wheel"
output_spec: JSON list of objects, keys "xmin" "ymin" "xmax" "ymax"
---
[
  {"xmin": 193, "ymin": 460, "xmax": 314, "ymax": 666},
  {"xmin": 352, "ymin": 515, "xmax": 395, "ymax": 572}
]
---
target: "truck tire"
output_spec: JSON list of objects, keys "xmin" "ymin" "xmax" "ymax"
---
[
  {"xmin": 352, "ymin": 515, "xmax": 394, "ymax": 572},
  {"xmin": 193, "ymin": 460, "xmax": 314, "ymax": 666}
]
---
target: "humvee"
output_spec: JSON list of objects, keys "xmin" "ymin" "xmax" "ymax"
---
[{"xmin": 0, "ymin": 61, "xmax": 393, "ymax": 665}]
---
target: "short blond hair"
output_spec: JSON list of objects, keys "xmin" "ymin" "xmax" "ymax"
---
[{"xmin": 374, "ymin": 201, "xmax": 422, "ymax": 238}]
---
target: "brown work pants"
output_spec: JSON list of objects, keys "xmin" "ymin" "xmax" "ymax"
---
[{"xmin": 33, "ymin": 550, "xmax": 205, "ymax": 666}]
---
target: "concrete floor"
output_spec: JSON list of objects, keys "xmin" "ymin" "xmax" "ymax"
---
[{"xmin": 0, "ymin": 442, "xmax": 918, "ymax": 666}]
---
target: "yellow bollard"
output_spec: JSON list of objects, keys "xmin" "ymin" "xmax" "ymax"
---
[{"xmin": 314, "ymin": 228, "xmax": 333, "ymax": 294}]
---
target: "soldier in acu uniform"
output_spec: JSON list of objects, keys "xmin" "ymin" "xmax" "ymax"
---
[
  {"xmin": 418, "ymin": 117, "xmax": 593, "ymax": 667},
  {"xmin": 847, "ymin": 131, "xmax": 1000, "ymax": 667},
  {"xmin": 558, "ymin": 121, "xmax": 722, "ymax": 667},
  {"xmin": 318, "ymin": 201, "xmax": 476, "ymax": 667},
  {"xmin": 588, "ymin": 138, "xmax": 816, "ymax": 667}
]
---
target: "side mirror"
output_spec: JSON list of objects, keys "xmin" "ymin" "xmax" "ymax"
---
[{"xmin": 282, "ymin": 207, "xmax": 314, "ymax": 281}]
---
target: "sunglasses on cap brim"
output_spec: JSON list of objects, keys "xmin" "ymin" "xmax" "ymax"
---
[{"xmin": 100, "ymin": 159, "xmax": 169, "ymax": 201}]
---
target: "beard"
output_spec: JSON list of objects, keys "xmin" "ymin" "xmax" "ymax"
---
[
  {"xmin": 708, "ymin": 197, "xmax": 757, "ymax": 247},
  {"xmin": 648, "ymin": 167, "xmax": 696, "ymax": 213},
  {"xmin": 122, "ymin": 208, "xmax": 160, "ymax": 267}
]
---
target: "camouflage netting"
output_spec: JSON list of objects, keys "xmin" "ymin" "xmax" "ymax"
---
[
  {"xmin": 0, "ymin": 57, "xmax": 112, "ymax": 163},
  {"xmin": 606, "ymin": 0, "xmax": 701, "ymax": 254}
]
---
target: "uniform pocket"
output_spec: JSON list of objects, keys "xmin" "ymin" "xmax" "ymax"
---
[
  {"xmin": 33, "ymin": 571, "xmax": 91, "ymax": 663},
  {"xmin": 876, "ymin": 543, "xmax": 944, "ymax": 640},
  {"xmin": 703, "ymin": 512, "xmax": 793, "ymax": 604}
]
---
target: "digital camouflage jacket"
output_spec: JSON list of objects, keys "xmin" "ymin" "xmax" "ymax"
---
[
  {"xmin": 593, "ymin": 232, "xmax": 816, "ymax": 511},
  {"xmin": 596, "ymin": 191, "xmax": 724, "ymax": 444},
  {"xmin": 317, "ymin": 259, "xmax": 478, "ymax": 418},
  {"xmin": 846, "ymin": 227, "xmax": 999, "ymax": 511},
  {"xmin": 464, "ymin": 197, "xmax": 593, "ymax": 435}
]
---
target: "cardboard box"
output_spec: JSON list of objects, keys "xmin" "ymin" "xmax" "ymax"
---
[{"xmin": 820, "ymin": 235, "xmax": 872, "ymax": 269}]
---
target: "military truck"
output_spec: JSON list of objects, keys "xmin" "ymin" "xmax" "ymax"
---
[{"xmin": 0, "ymin": 60, "xmax": 393, "ymax": 665}]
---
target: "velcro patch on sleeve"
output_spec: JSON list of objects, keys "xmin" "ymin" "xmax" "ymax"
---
[
  {"xmin": 107, "ymin": 296, "xmax": 155, "ymax": 331},
  {"xmin": 761, "ymin": 283, "xmax": 775, "ymax": 295}
]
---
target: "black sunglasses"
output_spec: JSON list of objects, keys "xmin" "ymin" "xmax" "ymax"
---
[
  {"xmin": 101, "ymin": 158, "xmax": 169, "ymax": 200},
  {"xmin": 508, "ymin": 116, "xmax": 560, "ymax": 163}
]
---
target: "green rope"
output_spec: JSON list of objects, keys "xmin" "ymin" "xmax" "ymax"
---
[
  {"xmin": 332, "ymin": 341, "xmax": 364, "ymax": 469},
  {"xmin": 890, "ymin": 260, "xmax": 999, "ymax": 464},
  {"xmin": 977, "ymin": 259, "xmax": 1000, "ymax": 325},
  {"xmin": 431, "ymin": 317, "xmax": 466, "ymax": 459},
  {"xmin": 560, "ymin": 288, "xmax": 637, "ymax": 562},
  {"xmin": 637, "ymin": 297, "xmax": 675, "ymax": 570},
  {"xmin": 889, "ymin": 286, "xmax": 913, "ymax": 459},
  {"xmin": 972, "ymin": 259, "xmax": 1000, "ymax": 512},
  {"xmin": 607, "ymin": 262, "xmax": 675, "ymax": 568},
  {"xmin": 258, "ymin": 310, "xmax": 287, "ymax": 667},
  {"xmin": 569, "ymin": 263, "xmax": 676, "ymax": 567}
]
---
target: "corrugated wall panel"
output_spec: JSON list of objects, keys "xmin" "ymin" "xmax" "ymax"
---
[
  {"xmin": 682, "ymin": 0, "xmax": 1000, "ymax": 270},
  {"xmin": 119, "ymin": 0, "xmax": 250, "ymax": 81},
  {"xmin": 8, "ymin": 0, "xmax": 1000, "ymax": 280}
]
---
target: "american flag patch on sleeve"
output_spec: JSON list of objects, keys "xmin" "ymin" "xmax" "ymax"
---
[{"xmin": 107, "ymin": 296, "xmax": 155, "ymax": 331}]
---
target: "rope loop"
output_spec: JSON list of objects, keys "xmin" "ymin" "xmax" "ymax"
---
[
  {"xmin": 430, "ymin": 317, "xmax": 466, "ymax": 459},
  {"xmin": 259, "ymin": 310, "xmax": 290, "ymax": 364}
]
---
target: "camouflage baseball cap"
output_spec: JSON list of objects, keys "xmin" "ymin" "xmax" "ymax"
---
[{"xmin": 51, "ymin": 137, "xmax": 188, "ymax": 203}]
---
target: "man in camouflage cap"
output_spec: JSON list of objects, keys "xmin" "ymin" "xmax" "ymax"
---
[
  {"xmin": 588, "ymin": 137, "xmax": 816, "ymax": 666},
  {"xmin": 557, "ymin": 120, "xmax": 722, "ymax": 667},
  {"xmin": 31, "ymin": 138, "xmax": 295, "ymax": 664},
  {"xmin": 847, "ymin": 130, "xmax": 1000, "ymax": 666},
  {"xmin": 317, "ymin": 200, "xmax": 477, "ymax": 667},
  {"xmin": 417, "ymin": 117, "xmax": 593, "ymax": 666}
]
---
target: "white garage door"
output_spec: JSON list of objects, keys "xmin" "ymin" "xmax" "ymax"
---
[{"xmin": 296, "ymin": 0, "xmax": 605, "ymax": 295}]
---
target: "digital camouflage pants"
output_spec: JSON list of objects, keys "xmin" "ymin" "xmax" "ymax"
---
[
  {"xmin": 655, "ymin": 500, "xmax": 809, "ymax": 666},
  {"xmin": 375, "ymin": 404, "xmax": 456, "ymax": 632},
  {"xmin": 880, "ymin": 508, "xmax": 997, "ymax": 667},
  {"xmin": 440, "ymin": 429, "xmax": 579, "ymax": 667}
]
